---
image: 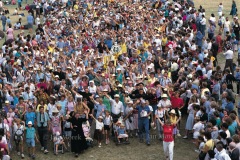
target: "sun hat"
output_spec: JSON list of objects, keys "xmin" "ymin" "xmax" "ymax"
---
[
  {"xmin": 55, "ymin": 131, "xmax": 60, "ymax": 136},
  {"xmin": 118, "ymin": 84, "xmax": 123, "ymax": 88},
  {"xmin": 161, "ymin": 94, "xmax": 168, "ymax": 98},
  {"xmin": 102, "ymin": 88, "xmax": 108, "ymax": 92},
  {"xmin": 169, "ymin": 109, "xmax": 176, "ymax": 115},
  {"xmin": 114, "ymin": 94, "xmax": 120, "ymax": 98},
  {"xmin": 52, "ymin": 108, "xmax": 59, "ymax": 113},
  {"xmin": 5, "ymin": 100, "xmax": 10, "ymax": 104},
  {"xmin": 98, "ymin": 116, "xmax": 103, "ymax": 119},
  {"xmin": 28, "ymin": 121, "xmax": 32, "ymax": 125}
]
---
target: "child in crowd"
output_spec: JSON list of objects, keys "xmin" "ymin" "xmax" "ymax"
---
[
  {"xmin": 155, "ymin": 104, "xmax": 166, "ymax": 140},
  {"xmin": 26, "ymin": 121, "xmax": 38, "ymax": 159},
  {"xmin": 117, "ymin": 124, "xmax": 129, "ymax": 144},
  {"xmin": 53, "ymin": 131, "xmax": 67, "ymax": 155},
  {"xmin": 103, "ymin": 110, "xmax": 112, "ymax": 144},
  {"xmin": 64, "ymin": 114, "xmax": 71, "ymax": 148},
  {"xmin": 195, "ymin": 136, "xmax": 205, "ymax": 153},
  {"xmin": 90, "ymin": 114, "xmax": 104, "ymax": 148},
  {"xmin": 193, "ymin": 117, "xmax": 204, "ymax": 144},
  {"xmin": 13, "ymin": 118, "xmax": 24, "ymax": 158}
]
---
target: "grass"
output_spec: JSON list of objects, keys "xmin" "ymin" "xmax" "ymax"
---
[{"xmin": 4, "ymin": 0, "xmax": 240, "ymax": 159}]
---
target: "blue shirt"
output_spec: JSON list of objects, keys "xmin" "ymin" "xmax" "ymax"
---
[
  {"xmin": 27, "ymin": 15, "xmax": 34, "ymax": 24},
  {"xmin": 57, "ymin": 100, "xmax": 67, "ymax": 115},
  {"xmin": 136, "ymin": 105, "xmax": 150, "ymax": 119},
  {"xmin": 117, "ymin": 128, "xmax": 125, "ymax": 135},
  {"xmin": 26, "ymin": 127, "xmax": 35, "ymax": 139},
  {"xmin": 235, "ymin": 72, "xmax": 240, "ymax": 80},
  {"xmin": 25, "ymin": 112, "xmax": 36, "ymax": 126},
  {"xmin": 221, "ymin": 99, "xmax": 227, "ymax": 109},
  {"xmin": 225, "ymin": 102, "xmax": 234, "ymax": 112},
  {"xmin": 95, "ymin": 104, "xmax": 107, "ymax": 118},
  {"xmin": 203, "ymin": 101, "xmax": 211, "ymax": 113}
]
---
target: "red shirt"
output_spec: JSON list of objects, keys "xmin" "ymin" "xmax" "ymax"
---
[
  {"xmin": 163, "ymin": 125, "xmax": 174, "ymax": 142},
  {"xmin": 170, "ymin": 96, "xmax": 184, "ymax": 109}
]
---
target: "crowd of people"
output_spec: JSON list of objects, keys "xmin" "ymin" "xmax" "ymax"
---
[{"xmin": 0, "ymin": 0, "xmax": 239, "ymax": 159}]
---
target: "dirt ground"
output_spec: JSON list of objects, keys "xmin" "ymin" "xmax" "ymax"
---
[{"xmin": 2, "ymin": 0, "xmax": 239, "ymax": 159}]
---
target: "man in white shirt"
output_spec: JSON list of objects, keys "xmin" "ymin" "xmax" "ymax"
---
[
  {"xmin": 200, "ymin": 15, "xmax": 206, "ymax": 36},
  {"xmin": 105, "ymin": 94, "xmax": 124, "ymax": 121},
  {"xmin": 223, "ymin": 17, "xmax": 231, "ymax": 36},
  {"xmin": 214, "ymin": 142, "xmax": 231, "ymax": 160},
  {"xmin": 223, "ymin": 46, "xmax": 234, "ymax": 74}
]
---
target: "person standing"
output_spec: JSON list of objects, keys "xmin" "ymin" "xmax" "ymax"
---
[
  {"xmin": 200, "ymin": 15, "xmax": 206, "ymax": 36},
  {"xmin": 230, "ymin": 0, "xmax": 237, "ymax": 18},
  {"xmin": 6, "ymin": 24, "xmax": 14, "ymax": 40},
  {"xmin": 158, "ymin": 118, "xmax": 175, "ymax": 160},
  {"xmin": 223, "ymin": 46, "xmax": 234, "ymax": 74},
  {"xmin": 1, "ymin": 13, "xmax": 7, "ymax": 31},
  {"xmin": 68, "ymin": 111, "xmax": 88, "ymax": 157},
  {"xmin": 27, "ymin": 12, "xmax": 34, "ymax": 33},
  {"xmin": 133, "ymin": 99, "xmax": 151, "ymax": 145},
  {"xmin": 36, "ymin": 106, "xmax": 50, "ymax": 154}
]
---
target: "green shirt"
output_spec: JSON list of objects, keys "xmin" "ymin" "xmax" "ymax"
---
[{"xmin": 103, "ymin": 96, "xmax": 111, "ymax": 111}]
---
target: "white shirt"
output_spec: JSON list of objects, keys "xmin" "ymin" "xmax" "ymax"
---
[
  {"xmin": 223, "ymin": 50, "xmax": 233, "ymax": 59},
  {"xmin": 224, "ymin": 21, "xmax": 231, "ymax": 30},
  {"xmin": 96, "ymin": 120, "xmax": 104, "ymax": 130},
  {"xmin": 200, "ymin": 17, "xmax": 206, "ymax": 25},
  {"xmin": 157, "ymin": 99, "xmax": 171, "ymax": 108},
  {"xmin": 109, "ymin": 98, "xmax": 124, "ymax": 115},
  {"xmin": 103, "ymin": 115, "xmax": 112, "ymax": 125},
  {"xmin": 214, "ymin": 149, "xmax": 231, "ymax": 160}
]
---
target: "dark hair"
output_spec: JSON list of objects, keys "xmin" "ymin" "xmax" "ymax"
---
[
  {"xmin": 204, "ymin": 132, "xmax": 212, "ymax": 140},
  {"xmin": 221, "ymin": 123, "xmax": 229, "ymax": 129},
  {"xmin": 219, "ymin": 131, "xmax": 227, "ymax": 139}
]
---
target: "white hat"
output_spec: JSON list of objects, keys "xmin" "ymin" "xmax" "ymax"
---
[
  {"xmin": 118, "ymin": 84, "xmax": 123, "ymax": 88},
  {"xmin": 161, "ymin": 94, "xmax": 168, "ymax": 98},
  {"xmin": 98, "ymin": 116, "xmax": 103, "ymax": 119},
  {"xmin": 116, "ymin": 68, "xmax": 121, "ymax": 71},
  {"xmin": 169, "ymin": 109, "xmax": 176, "ymax": 115},
  {"xmin": 187, "ymin": 74, "xmax": 193, "ymax": 79},
  {"xmin": 52, "ymin": 107, "xmax": 59, "ymax": 113},
  {"xmin": 28, "ymin": 121, "xmax": 33, "ymax": 125},
  {"xmin": 5, "ymin": 100, "xmax": 10, "ymax": 104},
  {"xmin": 201, "ymin": 95, "xmax": 207, "ymax": 100},
  {"xmin": 127, "ymin": 101, "xmax": 133, "ymax": 104},
  {"xmin": 89, "ymin": 80, "xmax": 94, "ymax": 83},
  {"xmin": 55, "ymin": 75, "xmax": 59, "ymax": 78},
  {"xmin": 157, "ymin": 47, "xmax": 161, "ymax": 51},
  {"xmin": 114, "ymin": 94, "xmax": 120, "ymax": 98},
  {"xmin": 102, "ymin": 88, "xmax": 108, "ymax": 92}
]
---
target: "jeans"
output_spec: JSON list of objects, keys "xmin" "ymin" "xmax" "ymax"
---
[
  {"xmin": 38, "ymin": 127, "xmax": 48, "ymax": 150},
  {"xmin": 156, "ymin": 119, "xmax": 163, "ymax": 138},
  {"xmin": 2, "ymin": 22, "xmax": 6, "ymax": 31},
  {"xmin": 138, "ymin": 118, "xmax": 150, "ymax": 143},
  {"xmin": 163, "ymin": 141, "xmax": 174, "ymax": 160}
]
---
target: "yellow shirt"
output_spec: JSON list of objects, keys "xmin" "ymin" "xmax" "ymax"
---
[
  {"xmin": 74, "ymin": 4, "xmax": 78, "ymax": 10},
  {"xmin": 143, "ymin": 42, "xmax": 150, "ymax": 49},
  {"xmin": 203, "ymin": 139, "xmax": 214, "ymax": 152},
  {"xmin": 121, "ymin": 43, "xmax": 127, "ymax": 53},
  {"xmin": 162, "ymin": 37, "xmax": 168, "ymax": 46},
  {"xmin": 169, "ymin": 115, "xmax": 177, "ymax": 124}
]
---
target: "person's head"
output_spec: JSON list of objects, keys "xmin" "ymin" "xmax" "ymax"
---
[
  {"xmin": 27, "ymin": 121, "xmax": 33, "ymax": 127},
  {"xmin": 197, "ymin": 136, "xmax": 204, "ymax": 143},
  {"xmin": 105, "ymin": 110, "xmax": 110, "ymax": 116},
  {"xmin": 216, "ymin": 141, "xmax": 224, "ymax": 152},
  {"xmin": 98, "ymin": 116, "xmax": 103, "ymax": 122},
  {"xmin": 232, "ymin": 135, "xmax": 240, "ymax": 143},
  {"xmin": 204, "ymin": 132, "xmax": 212, "ymax": 140},
  {"xmin": 28, "ymin": 106, "xmax": 33, "ymax": 112},
  {"xmin": 39, "ymin": 106, "xmax": 44, "ymax": 113},
  {"xmin": 221, "ymin": 123, "xmax": 229, "ymax": 131},
  {"xmin": 219, "ymin": 131, "xmax": 227, "ymax": 140}
]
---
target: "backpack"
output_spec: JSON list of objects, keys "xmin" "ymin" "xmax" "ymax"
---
[{"xmin": 14, "ymin": 127, "xmax": 23, "ymax": 143}]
